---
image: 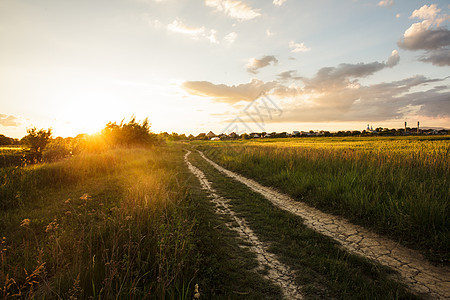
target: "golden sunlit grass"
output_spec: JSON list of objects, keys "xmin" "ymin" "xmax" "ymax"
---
[{"xmin": 0, "ymin": 145, "xmax": 197, "ymax": 298}]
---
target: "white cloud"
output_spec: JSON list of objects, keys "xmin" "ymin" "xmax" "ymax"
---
[
  {"xmin": 398, "ymin": 4, "xmax": 450, "ymax": 66},
  {"xmin": 266, "ymin": 29, "xmax": 274, "ymax": 37},
  {"xmin": 409, "ymin": 4, "xmax": 449, "ymax": 27},
  {"xmin": 0, "ymin": 114, "xmax": 21, "ymax": 127},
  {"xmin": 378, "ymin": 0, "xmax": 394, "ymax": 7},
  {"xmin": 246, "ymin": 55, "xmax": 278, "ymax": 74},
  {"xmin": 396, "ymin": 13, "xmax": 401, "ymax": 18},
  {"xmin": 277, "ymin": 70, "xmax": 300, "ymax": 81},
  {"xmin": 182, "ymin": 51, "xmax": 449, "ymax": 123},
  {"xmin": 410, "ymin": 4, "xmax": 440, "ymax": 21},
  {"xmin": 289, "ymin": 41, "xmax": 311, "ymax": 53},
  {"xmin": 224, "ymin": 32, "xmax": 237, "ymax": 44},
  {"xmin": 273, "ymin": 0, "xmax": 287, "ymax": 7},
  {"xmin": 301, "ymin": 50, "xmax": 400, "ymax": 92},
  {"xmin": 205, "ymin": 0, "xmax": 261, "ymax": 21},
  {"xmin": 182, "ymin": 79, "xmax": 278, "ymax": 103},
  {"xmin": 183, "ymin": 74, "xmax": 449, "ymax": 122},
  {"xmin": 166, "ymin": 18, "xmax": 234, "ymax": 45},
  {"xmin": 207, "ymin": 29, "xmax": 219, "ymax": 43},
  {"xmin": 167, "ymin": 19, "xmax": 205, "ymax": 37},
  {"xmin": 419, "ymin": 47, "xmax": 450, "ymax": 66},
  {"xmin": 386, "ymin": 49, "xmax": 400, "ymax": 67}
]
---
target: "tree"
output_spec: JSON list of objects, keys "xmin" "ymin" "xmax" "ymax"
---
[
  {"xmin": 101, "ymin": 116, "xmax": 157, "ymax": 146},
  {"xmin": 0, "ymin": 134, "xmax": 15, "ymax": 145},
  {"xmin": 21, "ymin": 127, "xmax": 52, "ymax": 161},
  {"xmin": 195, "ymin": 133, "xmax": 207, "ymax": 140}
]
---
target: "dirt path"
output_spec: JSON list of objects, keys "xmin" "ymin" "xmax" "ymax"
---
[
  {"xmin": 185, "ymin": 151, "xmax": 303, "ymax": 299},
  {"xmin": 197, "ymin": 150, "xmax": 450, "ymax": 299}
]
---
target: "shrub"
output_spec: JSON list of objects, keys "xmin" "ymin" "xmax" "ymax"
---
[{"xmin": 20, "ymin": 128, "xmax": 52, "ymax": 161}]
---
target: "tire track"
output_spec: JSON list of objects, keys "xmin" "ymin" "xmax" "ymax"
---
[
  {"xmin": 185, "ymin": 150, "xmax": 303, "ymax": 299},
  {"xmin": 197, "ymin": 150, "xmax": 450, "ymax": 299}
]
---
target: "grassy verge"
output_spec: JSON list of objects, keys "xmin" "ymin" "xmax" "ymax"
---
[
  {"xmin": 0, "ymin": 145, "xmax": 197, "ymax": 299},
  {"xmin": 188, "ymin": 149, "xmax": 419, "ymax": 299},
  {"xmin": 195, "ymin": 136, "xmax": 449, "ymax": 264}
]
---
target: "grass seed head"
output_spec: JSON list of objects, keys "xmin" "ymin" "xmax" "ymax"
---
[
  {"xmin": 45, "ymin": 219, "xmax": 59, "ymax": 233},
  {"xmin": 20, "ymin": 219, "xmax": 30, "ymax": 227}
]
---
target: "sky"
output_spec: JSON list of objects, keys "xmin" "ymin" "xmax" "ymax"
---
[{"xmin": 1, "ymin": 0, "xmax": 449, "ymax": 138}]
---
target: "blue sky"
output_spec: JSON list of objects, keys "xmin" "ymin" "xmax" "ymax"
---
[{"xmin": 1, "ymin": 0, "xmax": 449, "ymax": 137}]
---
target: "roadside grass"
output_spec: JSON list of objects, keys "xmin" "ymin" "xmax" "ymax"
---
[
  {"xmin": 188, "ymin": 150, "xmax": 419, "ymax": 299},
  {"xmin": 184, "ymin": 150, "xmax": 285, "ymax": 299},
  {"xmin": 0, "ymin": 145, "xmax": 197, "ymax": 299},
  {"xmin": 194, "ymin": 136, "xmax": 449, "ymax": 264}
]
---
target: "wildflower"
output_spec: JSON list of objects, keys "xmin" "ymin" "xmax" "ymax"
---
[
  {"xmin": 65, "ymin": 211, "xmax": 72, "ymax": 216},
  {"xmin": 45, "ymin": 219, "xmax": 59, "ymax": 233},
  {"xmin": 20, "ymin": 219, "xmax": 31, "ymax": 227},
  {"xmin": 193, "ymin": 283, "xmax": 200, "ymax": 299},
  {"xmin": 80, "ymin": 193, "xmax": 91, "ymax": 201},
  {"xmin": 64, "ymin": 199, "xmax": 71, "ymax": 204}
]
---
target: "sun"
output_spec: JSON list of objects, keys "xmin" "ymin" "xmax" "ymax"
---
[{"xmin": 52, "ymin": 97, "xmax": 123, "ymax": 138}]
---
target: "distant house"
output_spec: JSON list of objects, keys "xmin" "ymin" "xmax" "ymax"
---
[
  {"xmin": 292, "ymin": 131, "xmax": 300, "ymax": 136},
  {"xmin": 251, "ymin": 133, "xmax": 260, "ymax": 138},
  {"xmin": 228, "ymin": 132, "xmax": 238, "ymax": 139},
  {"xmin": 206, "ymin": 131, "xmax": 216, "ymax": 139},
  {"xmin": 210, "ymin": 137, "xmax": 220, "ymax": 141}
]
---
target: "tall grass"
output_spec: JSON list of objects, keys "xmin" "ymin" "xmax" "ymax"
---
[
  {"xmin": 197, "ymin": 136, "xmax": 449, "ymax": 264},
  {"xmin": 0, "ymin": 146, "xmax": 197, "ymax": 298}
]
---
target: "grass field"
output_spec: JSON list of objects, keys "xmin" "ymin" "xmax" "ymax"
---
[
  {"xmin": 1, "ymin": 136, "xmax": 447, "ymax": 298},
  {"xmin": 195, "ymin": 136, "xmax": 450, "ymax": 264},
  {"xmin": 0, "ymin": 145, "xmax": 199, "ymax": 298}
]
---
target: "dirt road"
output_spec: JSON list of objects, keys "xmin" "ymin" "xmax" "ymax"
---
[{"xmin": 185, "ymin": 150, "xmax": 303, "ymax": 299}]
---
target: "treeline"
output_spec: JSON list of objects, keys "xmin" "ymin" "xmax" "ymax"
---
[
  {"xmin": 190, "ymin": 127, "xmax": 449, "ymax": 141},
  {"xmin": 0, "ymin": 117, "xmax": 162, "ymax": 166},
  {"xmin": 0, "ymin": 134, "xmax": 20, "ymax": 145}
]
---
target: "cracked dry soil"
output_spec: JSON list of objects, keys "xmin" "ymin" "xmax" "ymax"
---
[
  {"xmin": 185, "ymin": 151, "xmax": 303, "ymax": 299},
  {"xmin": 197, "ymin": 150, "xmax": 450, "ymax": 299}
]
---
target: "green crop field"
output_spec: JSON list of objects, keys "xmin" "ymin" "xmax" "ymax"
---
[{"xmin": 194, "ymin": 136, "xmax": 450, "ymax": 264}]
